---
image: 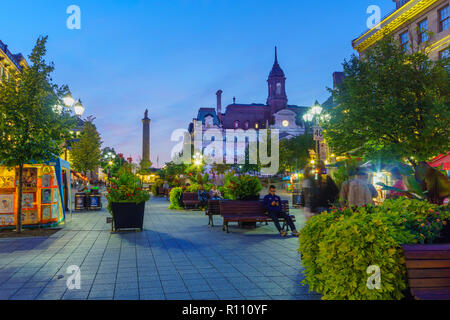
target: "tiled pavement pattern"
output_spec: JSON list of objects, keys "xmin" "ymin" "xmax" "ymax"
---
[{"xmin": 0, "ymin": 197, "xmax": 321, "ymax": 300}]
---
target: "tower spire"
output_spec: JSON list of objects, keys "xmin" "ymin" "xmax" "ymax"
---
[{"xmin": 275, "ymin": 46, "xmax": 278, "ymax": 64}]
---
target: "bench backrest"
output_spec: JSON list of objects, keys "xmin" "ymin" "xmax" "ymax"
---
[
  {"xmin": 182, "ymin": 192, "xmax": 198, "ymax": 201},
  {"xmin": 402, "ymin": 244, "xmax": 450, "ymax": 299},
  {"xmin": 220, "ymin": 200, "xmax": 290, "ymax": 216},
  {"xmin": 220, "ymin": 200, "xmax": 264, "ymax": 216},
  {"xmin": 207, "ymin": 199, "xmax": 221, "ymax": 214}
]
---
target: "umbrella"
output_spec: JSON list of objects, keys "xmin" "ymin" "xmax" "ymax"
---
[{"xmin": 429, "ymin": 152, "xmax": 450, "ymax": 171}]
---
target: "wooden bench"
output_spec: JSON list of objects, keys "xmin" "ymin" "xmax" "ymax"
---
[
  {"xmin": 206, "ymin": 199, "xmax": 222, "ymax": 226},
  {"xmin": 220, "ymin": 200, "xmax": 295, "ymax": 233},
  {"xmin": 402, "ymin": 244, "xmax": 450, "ymax": 300},
  {"xmin": 182, "ymin": 192, "xmax": 200, "ymax": 209}
]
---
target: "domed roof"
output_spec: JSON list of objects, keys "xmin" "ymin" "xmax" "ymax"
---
[{"xmin": 269, "ymin": 47, "xmax": 285, "ymax": 78}]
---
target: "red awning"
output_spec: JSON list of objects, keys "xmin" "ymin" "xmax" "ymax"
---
[{"xmin": 429, "ymin": 152, "xmax": 450, "ymax": 171}]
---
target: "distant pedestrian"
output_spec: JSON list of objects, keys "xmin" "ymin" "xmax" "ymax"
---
[
  {"xmin": 348, "ymin": 169, "xmax": 375, "ymax": 207},
  {"xmin": 387, "ymin": 168, "xmax": 407, "ymax": 199}
]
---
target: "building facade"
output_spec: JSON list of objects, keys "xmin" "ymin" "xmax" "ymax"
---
[
  {"xmin": 0, "ymin": 40, "xmax": 28, "ymax": 81},
  {"xmin": 352, "ymin": 0, "xmax": 449, "ymax": 60},
  {"xmin": 187, "ymin": 48, "xmax": 311, "ymax": 163}
]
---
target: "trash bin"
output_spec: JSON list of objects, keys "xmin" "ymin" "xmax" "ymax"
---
[
  {"xmin": 89, "ymin": 194, "xmax": 102, "ymax": 211},
  {"xmin": 75, "ymin": 193, "xmax": 86, "ymax": 211},
  {"xmin": 292, "ymin": 192, "xmax": 301, "ymax": 208}
]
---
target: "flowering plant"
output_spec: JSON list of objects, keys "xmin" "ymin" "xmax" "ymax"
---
[{"xmin": 106, "ymin": 167, "xmax": 150, "ymax": 215}]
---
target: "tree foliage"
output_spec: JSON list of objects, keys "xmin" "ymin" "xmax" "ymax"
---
[
  {"xmin": 323, "ymin": 38, "xmax": 449, "ymax": 166},
  {"xmin": 71, "ymin": 118, "xmax": 102, "ymax": 175},
  {"xmin": 279, "ymin": 134, "xmax": 315, "ymax": 173},
  {"xmin": 0, "ymin": 36, "xmax": 75, "ymax": 231}
]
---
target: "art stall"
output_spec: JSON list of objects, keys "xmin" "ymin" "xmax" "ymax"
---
[{"xmin": 0, "ymin": 158, "xmax": 71, "ymax": 229}]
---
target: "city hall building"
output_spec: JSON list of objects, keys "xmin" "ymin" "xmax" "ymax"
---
[{"xmin": 187, "ymin": 48, "xmax": 312, "ymax": 163}]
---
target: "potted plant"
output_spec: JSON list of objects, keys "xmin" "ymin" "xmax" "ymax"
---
[{"xmin": 106, "ymin": 167, "xmax": 150, "ymax": 232}]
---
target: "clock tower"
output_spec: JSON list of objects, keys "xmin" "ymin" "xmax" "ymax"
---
[{"xmin": 267, "ymin": 46, "xmax": 288, "ymax": 114}]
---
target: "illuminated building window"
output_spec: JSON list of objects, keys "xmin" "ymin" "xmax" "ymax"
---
[
  {"xmin": 282, "ymin": 120, "xmax": 289, "ymax": 127},
  {"xmin": 439, "ymin": 5, "xmax": 449, "ymax": 32},
  {"xmin": 418, "ymin": 19, "xmax": 428, "ymax": 44},
  {"xmin": 234, "ymin": 121, "xmax": 239, "ymax": 129},
  {"xmin": 255, "ymin": 122, "xmax": 259, "ymax": 129},
  {"xmin": 400, "ymin": 31, "xmax": 409, "ymax": 52}
]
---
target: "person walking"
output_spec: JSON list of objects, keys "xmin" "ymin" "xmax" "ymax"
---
[{"xmin": 348, "ymin": 169, "xmax": 375, "ymax": 207}]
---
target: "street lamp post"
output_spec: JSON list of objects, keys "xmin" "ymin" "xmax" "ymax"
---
[{"xmin": 303, "ymin": 101, "xmax": 324, "ymax": 163}]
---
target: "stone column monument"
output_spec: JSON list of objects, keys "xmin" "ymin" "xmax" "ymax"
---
[{"xmin": 142, "ymin": 109, "xmax": 151, "ymax": 163}]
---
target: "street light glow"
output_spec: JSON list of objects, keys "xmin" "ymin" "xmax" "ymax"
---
[
  {"xmin": 73, "ymin": 99, "xmax": 85, "ymax": 116},
  {"xmin": 62, "ymin": 92, "xmax": 75, "ymax": 107}
]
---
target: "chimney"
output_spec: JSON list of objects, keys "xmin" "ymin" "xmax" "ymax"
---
[
  {"xmin": 332, "ymin": 72, "xmax": 345, "ymax": 90},
  {"xmin": 216, "ymin": 90, "xmax": 223, "ymax": 120}
]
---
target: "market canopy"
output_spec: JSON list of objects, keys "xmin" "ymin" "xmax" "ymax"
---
[{"xmin": 428, "ymin": 152, "xmax": 450, "ymax": 171}]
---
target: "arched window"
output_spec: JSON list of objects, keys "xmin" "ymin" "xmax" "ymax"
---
[
  {"xmin": 234, "ymin": 121, "xmax": 240, "ymax": 129},
  {"xmin": 276, "ymin": 82, "xmax": 282, "ymax": 95},
  {"xmin": 255, "ymin": 122, "xmax": 259, "ymax": 129},
  {"xmin": 244, "ymin": 121, "xmax": 249, "ymax": 130}
]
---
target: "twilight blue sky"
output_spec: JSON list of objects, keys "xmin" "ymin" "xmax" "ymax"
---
[{"xmin": 0, "ymin": 0, "xmax": 394, "ymax": 167}]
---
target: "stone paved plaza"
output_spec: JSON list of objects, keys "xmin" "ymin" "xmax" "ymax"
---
[{"xmin": 0, "ymin": 197, "xmax": 320, "ymax": 300}]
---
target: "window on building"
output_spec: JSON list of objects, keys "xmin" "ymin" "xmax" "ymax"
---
[
  {"xmin": 276, "ymin": 83, "xmax": 282, "ymax": 95},
  {"xmin": 234, "ymin": 121, "xmax": 239, "ymax": 129},
  {"xmin": 0, "ymin": 66, "xmax": 3, "ymax": 78},
  {"xmin": 440, "ymin": 5, "xmax": 449, "ymax": 32},
  {"xmin": 440, "ymin": 48, "xmax": 450, "ymax": 59},
  {"xmin": 244, "ymin": 121, "xmax": 249, "ymax": 130},
  {"xmin": 400, "ymin": 31, "xmax": 410, "ymax": 52},
  {"xmin": 418, "ymin": 19, "xmax": 429, "ymax": 44},
  {"xmin": 255, "ymin": 122, "xmax": 259, "ymax": 129}
]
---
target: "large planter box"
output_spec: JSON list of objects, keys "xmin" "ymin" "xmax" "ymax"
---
[{"xmin": 111, "ymin": 201, "xmax": 145, "ymax": 232}]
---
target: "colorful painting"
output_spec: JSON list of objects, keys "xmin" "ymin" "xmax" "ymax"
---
[
  {"xmin": 42, "ymin": 175, "xmax": 51, "ymax": 188},
  {"xmin": 0, "ymin": 214, "xmax": 15, "ymax": 226},
  {"xmin": 42, "ymin": 189, "xmax": 51, "ymax": 204},
  {"xmin": 42, "ymin": 205, "xmax": 51, "ymax": 220},
  {"xmin": 52, "ymin": 189, "xmax": 59, "ymax": 203},
  {"xmin": 17, "ymin": 168, "xmax": 38, "ymax": 189},
  {"xmin": 0, "ymin": 194, "xmax": 14, "ymax": 214},
  {"xmin": 24, "ymin": 210, "xmax": 38, "ymax": 224},
  {"xmin": 22, "ymin": 193, "xmax": 35, "ymax": 209},
  {"xmin": 52, "ymin": 172, "xmax": 58, "ymax": 187},
  {"xmin": 51, "ymin": 204, "xmax": 58, "ymax": 220},
  {"xmin": 0, "ymin": 167, "xmax": 15, "ymax": 189}
]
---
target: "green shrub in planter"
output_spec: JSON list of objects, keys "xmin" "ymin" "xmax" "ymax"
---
[
  {"xmin": 298, "ymin": 198, "xmax": 449, "ymax": 300},
  {"xmin": 168, "ymin": 187, "xmax": 184, "ymax": 210},
  {"xmin": 298, "ymin": 208, "xmax": 353, "ymax": 294},
  {"xmin": 225, "ymin": 175, "xmax": 262, "ymax": 200},
  {"xmin": 314, "ymin": 210, "xmax": 412, "ymax": 300}
]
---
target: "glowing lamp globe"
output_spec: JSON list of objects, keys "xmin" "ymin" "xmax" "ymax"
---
[
  {"xmin": 73, "ymin": 100, "xmax": 85, "ymax": 117},
  {"xmin": 62, "ymin": 92, "xmax": 75, "ymax": 107}
]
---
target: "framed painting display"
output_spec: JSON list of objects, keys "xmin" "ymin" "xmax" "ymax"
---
[
  {"xmin": 42, "ymin": 189, "xmax": 51, "ymax": 204},
  {"xmin": 22, "ymin": 193, "xmax": 35, "ymax": 209},
  {"xmin": 22, "ymin": 210, "xmax": 38, "ymax": 224},
  {"xmin": 42, "ymin": 175, "xmax": 52, "ymax": 188},
  {"xmin": 42, "ymin": 205, "xmax": 51, "ymax": 220},
  {"xmin": 17, "ymin": 168, "xmax": 38, "ymax": 189},
  {"xmin": 0, "ymin": 167, "xmax": 15, "ymax": 189},
  {"xmin": 0, "ymin": 194, "xmax": 14, "ymax": 214},
  {"xmin": 51, "ymin": 204, "xmax": 58, "ymax": 220},
  {"xmin": 52, "ymin": 189, "xmax": 59, "ymax": 203},
  {"xmin": 0, "ymin": 214, "xmax": 15, "ymax": 226}
]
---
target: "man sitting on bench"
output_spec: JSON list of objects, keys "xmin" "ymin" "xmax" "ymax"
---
[{"xmin": 263, "ymin": 185, "xmax": 299, "ymax": 237}]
